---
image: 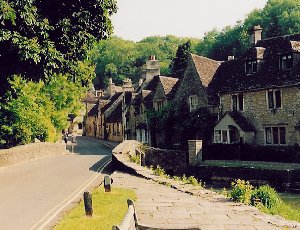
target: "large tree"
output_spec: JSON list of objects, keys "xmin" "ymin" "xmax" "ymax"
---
[
  {"xmin": 0, "ymin": 0, "xmax": 117, "ymax": 148},
  {"xmin": 0, "ymin": 0, "xmax": 117, "ymax": 90}
]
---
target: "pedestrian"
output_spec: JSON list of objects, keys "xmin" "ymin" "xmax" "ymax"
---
[{"xmin": 64, "ymin": 133, "xmax": 68, "ymax": 144}]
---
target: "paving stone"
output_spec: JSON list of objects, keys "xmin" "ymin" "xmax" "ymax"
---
[{"xmin": 111, "ymin": 169, "xmax": 300, "ymax": 229}]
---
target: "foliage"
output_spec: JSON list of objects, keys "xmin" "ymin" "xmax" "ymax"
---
[
  {"xmin": 0, "ymin": 0, "xmax": 114, "ymax": 147},
  {"xmin": 0, "ymin": 0, "xmax": 117, "ymax": 86},
  {"xmin": 229, "ymin": 179, "xmax": 300, "ymax": 222},
  {"xmin": 0, "ymin": 75, "xmax": 85, "ymax": 148},
  {"xmin": 169, "ymin": 40, "xmax": 191, "ymax": 79},
  {"xmin": 195, "ymin": 0, "xmax": 300, "ymax": 60},
  {"xmin": 54, "ymin": 185, "xmax": 136, "ymax": 230},
  {"xmin": 251, "ymin": 185, "xmax": 281, "ymax": 210},
  {"xmin": 90, "ymin": 36, "xmax": 200, "ymax": 88},
  {"xmin": 230, "ymin": 179, "xmax": 253, "ymax": 204}
]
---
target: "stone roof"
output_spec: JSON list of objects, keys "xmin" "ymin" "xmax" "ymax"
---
[
  {"xmin": 158, "ymin": 76, "xmax": 179, "ymax": 97},
  {"xmin": 216, "ymin": 111, "xmax": 256, "ymax": 132},
  {"xmin": 87, "ymin": 104, "xmax": 98, "ymax": 116},
  {"xmin": 191, "ymin": 54, "xmax": 220, "ymax": 87},
  {"xmin": 101, "ymin": 92, "xmax": 122, "ymax": 113},
  {"xmin": 82, "ymin": 91, "xmax": 98, "ymax": 103},
  {"xmin": 106, "ymin": 102, "xmax": 122, "ymax": 123},
  {"xmin": 209, "ymin": 34, "xmax": 300, "ymax": 96}
]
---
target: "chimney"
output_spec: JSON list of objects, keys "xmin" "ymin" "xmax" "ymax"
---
[
  {"xmin": 108, "ymin": 78, "xmax": 115, "ymax": 97},
  {"xmin": 122, "ymin": 78, "xmax": 134, "ymax": 92},
  {"xmin": 145, "ymin": 54, "xmax": 160, "ymax": 80},
  {"xmin": 248, "ymin": 25, "xmax": 262, "ymax": 46}
]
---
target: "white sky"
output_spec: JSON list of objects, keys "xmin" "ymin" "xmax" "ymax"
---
[{"xmin": 111, "ymin": 0, "xmax": 268, "ymax": 42}]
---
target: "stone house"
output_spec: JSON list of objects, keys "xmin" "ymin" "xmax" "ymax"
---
[
  {"xmin": 99, "ymin": 92, "xmax": 123, "ymax": 142},
  {"xmin": 171, "ymin": 53, "xmax": 220, "ymax": 147},
  {"xmin": 121, "ymin": 55, "xmax": 180, "ymax": 148},
  {"xmin": 210, "ymin": 26, "xmax": 300, "ymax": 148}
]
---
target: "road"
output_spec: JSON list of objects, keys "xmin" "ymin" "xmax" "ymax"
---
[{"xmin": 0, "ymin": 136, "xmax": 113, "ymax": 230}]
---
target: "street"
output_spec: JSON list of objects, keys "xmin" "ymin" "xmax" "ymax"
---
[{"xmin": 0, "ymin": 136, "xmax": 112, "ymax": 230}]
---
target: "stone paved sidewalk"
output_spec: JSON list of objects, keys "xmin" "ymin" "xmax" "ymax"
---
[{"xmin": 112, "ymin": 154, "xmax": 300, "ymax": 230}]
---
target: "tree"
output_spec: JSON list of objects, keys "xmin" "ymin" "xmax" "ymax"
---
[
  {"xmin": 169, "ymin": 40, "xmax": 191, "ymax": 79},
  {"xmin": 195, "ymin": 0, "xmax": 300, "ymax": 60},
  {"xmin": 0, "ymin": 0, "xmax": 117, "ymax": 93},
  {"xmin": 91, "ymin": 36, "xmax": 200, "ymax": 88}
]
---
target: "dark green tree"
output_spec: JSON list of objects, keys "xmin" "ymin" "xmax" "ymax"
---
[
  {"xmin": 169, "ymin": 40, "xmax": 191, "ymax": 79},
  {"xmin": 0, "ymin": 0, "xmax": 117, "ymax": 92}
]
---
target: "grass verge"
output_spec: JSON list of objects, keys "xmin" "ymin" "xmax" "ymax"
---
[{"xmin": 53, "ymin": 185, "xmax": 136, "ymax": 230}]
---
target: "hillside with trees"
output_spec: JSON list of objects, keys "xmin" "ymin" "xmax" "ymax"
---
[{"xmin": 90, "ymin": 36, "xmax": 199, "ymax": 89}]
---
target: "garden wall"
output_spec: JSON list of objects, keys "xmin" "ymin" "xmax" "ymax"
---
[
  {"xmin": 0, "ymin": 142, "xmax": 66, "ymax": 166},
  {"xmin": 204, "ymin": 144, "xmax": 300, "ymax": 163}
]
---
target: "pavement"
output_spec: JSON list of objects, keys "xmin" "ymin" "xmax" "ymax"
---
[{"xmin": 112, "ymin": 153, "xmax": 300, "ymax": 230}]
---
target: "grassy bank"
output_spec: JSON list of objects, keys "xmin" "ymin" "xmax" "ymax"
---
[{"xmin": 54, "ymin": 185, "xmax": 136, "ymax": 230}]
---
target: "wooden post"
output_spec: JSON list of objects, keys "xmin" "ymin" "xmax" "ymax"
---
[
  {"xmin": 104, "ymin": 175, "xmax": 112, "ymax": 192},
  {"xmin": 83, "ymin": 191, "xmax": 93, "ymax": 216}
]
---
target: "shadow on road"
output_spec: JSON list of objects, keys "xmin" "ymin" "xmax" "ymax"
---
[
  {"xmin": 88, "ymin": 155, "xmax": 112, "ymax": 174},
  {"xmin": 66, "ymin": 136, "xmax": 112, "ymax": 156}
]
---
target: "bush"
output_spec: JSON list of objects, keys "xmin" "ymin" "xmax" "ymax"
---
[
  {"xmin": 251, "ymin": 185, "xmax": 282, "ymax": 209},
  {"xmin": 230, "ymin": 179, "xmax": 253, "ymax": 204}
]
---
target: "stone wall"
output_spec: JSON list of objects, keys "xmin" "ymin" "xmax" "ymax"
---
[
  {"xmin": 0, "ymin": 142, "xmax": 66, "ymax": 166},
  {"xmin": 145, "ymin": 148, "xmax": 188, "ymax": 175},
  {"xmin": 221, "ymin": 86, "xmax": 300, "ymax": 146}
]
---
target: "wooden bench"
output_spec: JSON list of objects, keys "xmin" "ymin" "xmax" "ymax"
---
[{"xmin": 112, "ymin": 199, "xmax": 200, "ymax": 230}]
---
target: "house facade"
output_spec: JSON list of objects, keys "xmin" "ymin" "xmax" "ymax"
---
[{"xmin": 211, "ymin": 26, "xmax": 300, "ymax": 147}]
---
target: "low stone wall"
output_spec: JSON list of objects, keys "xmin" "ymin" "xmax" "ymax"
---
[
  {"xmin": 0, "ymin": 142, "xmax": 66, "ymax": 166},
  {"xmin": 145, "ymin": 148, "xmax": 188, "ymax": 175}
]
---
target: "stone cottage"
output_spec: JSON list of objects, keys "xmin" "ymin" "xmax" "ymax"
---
[{"xmin": 210, "ymin": 26, "xmax": 300, "ymax": 148}]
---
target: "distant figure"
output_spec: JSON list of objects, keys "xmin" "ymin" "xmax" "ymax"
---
[
  {"xmin": 64, "ymin": 133, "xmax": 68, "ymax": 144},
  {"xmin": 71, "ymin": 132, "xmax": 76, "ymax": 144}
]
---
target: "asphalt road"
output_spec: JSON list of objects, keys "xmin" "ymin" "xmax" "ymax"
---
[{"xmin": 0, "ymin": 136, "xmax": 113, "ymax": 230}]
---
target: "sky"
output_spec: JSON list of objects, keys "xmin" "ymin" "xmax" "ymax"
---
[{"xmin": 111, "ymin": 0, "xmax": 268, "ymax": 42}]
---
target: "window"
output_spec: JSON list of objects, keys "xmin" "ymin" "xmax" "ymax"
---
[
  {"xmin": 280, "ymin": 54, "xmax": 293, "ymax": 70},
  {"xmin": 232, "ymin": 94, "xmax": 243, "ymax": 111},
  {"xmin": 265, "ymin": 127, "xmax": 286, "ymax": 145},
  {"xmin": 214, "ymin": 126, "xmax": 240, "ymax": 144},
  {"xmin": 245, "ymin": 60, "xmax": 258, "ymax": 74},
  {"xmin": 267, "ymin": 90, "xmax": 281, "ymax": 109},
  {"xmin": 189, "ymin": 96, "xmax": 198, "ymax": 112},
  {"xmin": 156, "ymin": 100, "xmax": 164, "ymax": 111}
]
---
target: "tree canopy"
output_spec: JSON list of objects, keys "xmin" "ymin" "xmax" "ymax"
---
[
  {"xmin": 91, "ymin": 35, "xmax": 200, "ymax": 88},
  {"xmin": 0, "ymin": 0, "xmax": 117, "ymax": 148},
  {"xmin": 0, "ymin": 0, "xmax": 117, "ymax": 87},
  {"xmin": 195, "ymin": 0, "xmax": 300, "ymax": 60}
]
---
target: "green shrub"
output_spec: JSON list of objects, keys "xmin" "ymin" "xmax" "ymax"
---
[
  {"xmin": 251, "ymin": 185, "xmax": 282, "ymax": 209},
  {"xmin": 230, "ymin": 179, "xmax": 253, "ymax": 204}
]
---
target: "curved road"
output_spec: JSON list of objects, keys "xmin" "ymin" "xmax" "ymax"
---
[{"xmin": 0, "ymin": 136, "xmax": 113, "ymax": 230}]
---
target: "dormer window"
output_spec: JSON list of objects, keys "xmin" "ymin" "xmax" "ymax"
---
[
  {"xmin": 245, "ymin": 60, "xmax": 257, "ymax": 74},
  {"xmin": 280, "ymin": 54, "xmax": 293, "ymax": 70}
]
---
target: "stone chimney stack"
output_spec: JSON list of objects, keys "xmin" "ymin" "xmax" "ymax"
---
[
  {"xmin": 145, "ymin": 55, "xmax": 160, "ymax": 80},
  {"xmin": 108, "ymin": 78, "xmax": 116, "ymax": 97},
  {"xmin": 122, "ymin": 78, "xmax": 134, "ymax": 92},
  {"xmin": 248, "ymin": 25, "xmax": 262, "ymax": 46}
]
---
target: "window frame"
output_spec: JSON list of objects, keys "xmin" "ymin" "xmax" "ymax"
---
[
  {"xmin": 231, "ymin": 93, "xmax": 244, "ymax": 111},
  {"xmin": 245, "ymin": 59, "xmax": 258, "ymax": 74},
  {"xmin": 188, "ymin": 95, "xmax": 198, "ymax": 112},
  {"xmin": 279, "ymin": 53, "xmax": 293, "ymax": 70},
  {"xmin": 266, "ymin": 89, "xmax": 282, "ymax": 109},
  {"xmin": 264, "ymin": 126, "xmax": 286, "ymax": 145}
]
